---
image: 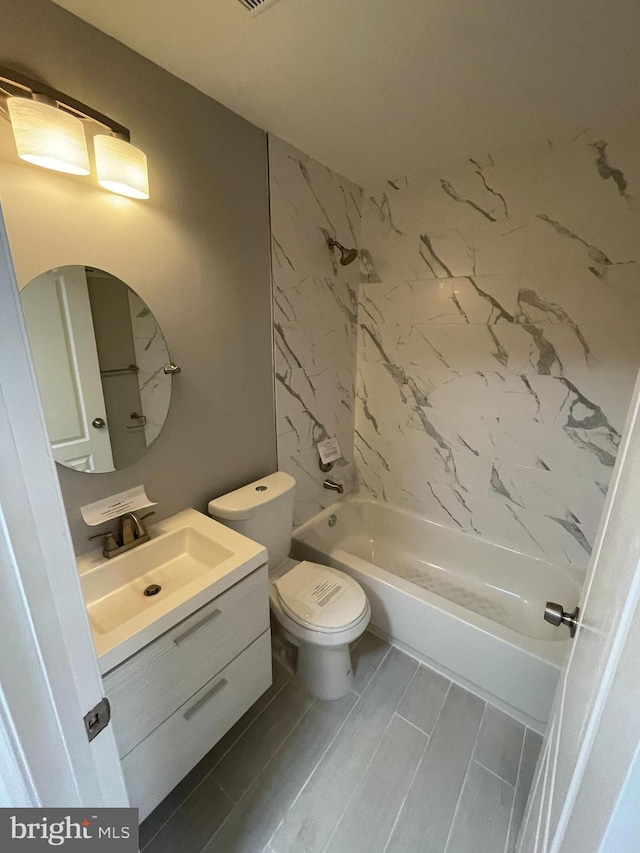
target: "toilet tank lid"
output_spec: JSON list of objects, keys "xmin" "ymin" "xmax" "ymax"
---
[{"xmin": 208, "ymin": 472, "xmax": 296, "ymax": 520}]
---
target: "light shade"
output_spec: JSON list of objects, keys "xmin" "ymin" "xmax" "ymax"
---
[
  {"xmin": 94, "ymin": 135, "xmax": 149, "ymax": 200},
  {"xmin": 7, "ymin": 97, "xmax": 90, "ymax": 175}
]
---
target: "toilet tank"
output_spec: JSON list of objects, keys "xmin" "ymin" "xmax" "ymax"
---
[{"xmin": 208, "ymin": 472, "xmax": 296, "ymax": 569}]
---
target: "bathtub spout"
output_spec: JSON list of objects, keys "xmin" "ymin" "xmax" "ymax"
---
[{"xmin": 323, "ymin": 479, "xmax": 344, "ymax": 494}]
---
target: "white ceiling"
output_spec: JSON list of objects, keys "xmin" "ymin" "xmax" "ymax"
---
[{"xmin": 52, "ymin": 0, "xmax": 640, "ymax": 186}]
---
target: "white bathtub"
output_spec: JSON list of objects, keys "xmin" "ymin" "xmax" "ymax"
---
[{"xmin": 292, "ymin": 496, "xmax": 582, "ymax": 731}]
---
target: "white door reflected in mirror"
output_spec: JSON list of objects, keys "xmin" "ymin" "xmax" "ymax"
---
[{"xmin": 20, "ymin": 265, "xmax": 173, "ymax": 473}]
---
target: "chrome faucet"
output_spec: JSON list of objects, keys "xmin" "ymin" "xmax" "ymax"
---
[
  {"xmin": 323, "ymin": 479, "xmax": 344, "ymax": 494},
  {"xmin": 120, "ymin": 511, "xmax": 152, "ymax": 545},
  {"xmin": 89, "ymin": 511, "xmax": 155, "ymax": 559}
]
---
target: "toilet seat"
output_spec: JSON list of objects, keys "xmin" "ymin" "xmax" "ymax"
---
[{"xmin": 274, "ymin": 561, "xmax": 367, "ymax": 634}]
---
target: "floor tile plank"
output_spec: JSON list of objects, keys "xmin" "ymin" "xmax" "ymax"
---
[
  {"xmin": 385, "ymin": 684, "xmax": 485, "ymax": 853},
  {"xmin": 271, "ymin": 647, "xmax": 418, "ymax": 853},
  {"xmin": 325, "ymin": 715, "xmax": 427, "ymax": 853},
  {"xmin": 141, "ymin": 646, "xmax": 537, "ymax": 853},
  {"xmin": 445, "ymin": 761, "xmax": 514, "ymax": 853},
  {"xmin": 211, "ymin": 679, "xmax": 314, "ymax": 802},
  {"xmin": 397, "ymin": 664, "xmax": 450, "ymax": 735},
  {"xmin": 507, "ymin": 728, "xmax": 543, "ymax": 852},
  {"xmin": 473, "ymin": 703, "xmax": 525, "ymax": 786},
  {"xmin": 144, "ymin": 776, "xmax": 234, "ymax": 853},
  {"xmin": 203, "ymin": 692, "xmax": 357, "ymax": 853}
]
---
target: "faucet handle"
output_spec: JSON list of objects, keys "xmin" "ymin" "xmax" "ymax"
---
[
  {"xmin": 88, "ymin": 531, "xmax": 119, "ymax": 555},
  {"xmin": 137, "ymin": 511, "xmax": 155, "ymax": 535},
  {"xmin": 88, "ymin": 530, "xmax": 113, "ymax": 542}
]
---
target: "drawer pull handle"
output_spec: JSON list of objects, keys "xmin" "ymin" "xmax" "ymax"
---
[
  {"xmin": 183, "ymin": 678, "xmax": 228, "ymax": 721},
  {"xmin": 173, "ymin": 609, "xmax": 221, "ymax": 646}
]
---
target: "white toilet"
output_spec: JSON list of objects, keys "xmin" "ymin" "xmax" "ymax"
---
[{"xmin": 208, "ymin": 472, "xmax": 371, "ymax": 700}]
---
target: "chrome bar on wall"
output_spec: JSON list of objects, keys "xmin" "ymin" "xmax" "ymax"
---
[{"xmin": 100, "ymin": 364, "xmax": 139, "ymax": 376}]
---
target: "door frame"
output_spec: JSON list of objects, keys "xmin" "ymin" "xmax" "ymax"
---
[
  {"xmin": 2, "ymin": 178, "xmax": 640, "ymax": 841},
  {"xmin": 519, "ymin": 372, "xmax": 640, "ymax": 849},
  {"xmin": 0, "ymin": 202, "xmax": 128, "ymax": 807}
]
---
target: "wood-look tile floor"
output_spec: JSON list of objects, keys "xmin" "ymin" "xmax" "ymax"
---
[{"xmin": 140, "ymin": 632, "xmax": 541, "ymax": 853}]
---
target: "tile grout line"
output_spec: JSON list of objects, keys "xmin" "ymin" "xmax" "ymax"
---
[
  {"xmin": 390, "ymin": 644, "xmax": 532, "ymax": 731},
  {"xmin": 215, "ymin": 690, "xmax": 318, "ymax": 805},
  {"xmin": 428, "ymin": 676, "xmax": 453, "ymax": 738},
  {"xmin": 442, "ymin": 699, "xmax": 487, "ymax": 853},
  {"xmin": 266, "ymin": 643, "xmax": 394, "ymax": 852},
  {"xmin": 319, "ymin": 713, "xmax": 401, "ymax": 853},
  {"xmin": 204, "ymin": 693, "xmax": 323, "ymax": 853},
  {"xmin": 140, "ymin": 667, "xmax": 291, "ymax": 852},
  {"xmin": 319, "ymin": 656, "xmax": 422, "ymax": 853},
  {"xmin": 503, "ymin": 727, "xmax": 528, "ymax": 853},
  {"xmin": 381, "ymin": 725, "xmax": 432, "ymax": 853},
  {"xmin": 394, "ymin": 711, "xmax": 432, "ymax": 739},
  {"xmin": 422, "ymin": 680, "xmax": 452, "ymax": 738},
  {"xmin": 350, "ymin": 636, "xmax": 387, "ymax": 695},
  {"xmin": 381, "ymin": 680, "xmax": 453, "ymax": 853},
  {"xmin": 265, "ymin": 819, "xmax": 285, "ymax": 853},
  {"xmin": 266, "ymin": 692, "xmax": 365, "ymax": 853},
  {"xmin": 141, "ymin": 777, "xmax": 235, "ymax": 853},
  {"xmin": 472, "ymin": 758, "xmax": 517, "ymax": 789},
  {"xmin": 426, "ymin": 680, "xmax": 452, "ymax": 740},
  {"xmin": 395, "ymin": 663, "xmax": 420, "ymax": 714}
]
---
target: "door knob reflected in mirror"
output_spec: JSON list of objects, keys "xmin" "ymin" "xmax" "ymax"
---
[
  {"xmin": 544, "ymin": 602, "xmax": 580, "ymax": 638},
  {"xmin": 92, "ymin": 417, "xmax": 106, "ymax": 429}
]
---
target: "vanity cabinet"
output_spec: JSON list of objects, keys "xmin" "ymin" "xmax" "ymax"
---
[{"xmin": 103, "ymin": 564, "xmax": 271, "ymax": 820}]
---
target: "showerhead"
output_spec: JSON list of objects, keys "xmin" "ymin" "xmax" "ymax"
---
[
  {"xmin": 339, "ymin": 246, "xmax": 359, "ymax": 266},
  {"xmin": 328, "ymin": 238, "xmax": 359, "ymax": 266}
]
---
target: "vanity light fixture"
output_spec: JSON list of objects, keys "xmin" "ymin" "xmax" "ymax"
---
[
  {"xmin": 94, "ymin": 135, "xmax": 149, "ymax": 200},
  {"xmin": 7, "ymin": 96, "xmax": 90, "ymax": 175},
  {"xmin": 0, "ymin": 66, "xmax": 149, "ymax": 200}
]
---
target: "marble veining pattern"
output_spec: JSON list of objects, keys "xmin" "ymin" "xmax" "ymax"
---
[
  {"xmin": 357, "ymin": 122, "xmax": 640, "ymax": 568},
  {"xmin": 269, "ymin": 135, "xmax": 362, "ymax": 525},
  {"xmin": 128, "ymin": 290, "xmax": 171, "ymax": 447}
]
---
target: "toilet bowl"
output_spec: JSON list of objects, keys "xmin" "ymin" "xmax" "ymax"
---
[
  {"xmin": 270, "ymin": 558, "xmax": 371, "ymax": 700},
  {"xmin": 208, "ymin": 472, "xmax": 371, "ymax": 700}
]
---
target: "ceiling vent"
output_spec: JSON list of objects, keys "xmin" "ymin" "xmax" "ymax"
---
[{"xmin": 236, "ymin": 0, "xmax": 282, "ymax": 14}]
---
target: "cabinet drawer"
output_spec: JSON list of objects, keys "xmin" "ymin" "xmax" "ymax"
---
[
  {"xmin": 122, "ymin": 629, "xmax": 272, "ymax": 822},
  {"xmin": 105, "ymin": 565, "xmax": 269, "ymax": 757}
]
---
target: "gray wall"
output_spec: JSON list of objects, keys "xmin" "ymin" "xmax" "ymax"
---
[{"xmin": 0, "ymin": 0, "xmax": 276, "ymax": 553}]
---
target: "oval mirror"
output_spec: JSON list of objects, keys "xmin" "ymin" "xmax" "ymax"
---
[{"xmin": 20, "ymin": 265, "xmax": 173, "ymax": 473}]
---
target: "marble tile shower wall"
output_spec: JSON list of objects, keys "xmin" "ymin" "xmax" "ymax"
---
[
  {"xmin": 269, "ymin": 135, "xmax": 362, "ymax": 525},
  {"xmin": 129, "ymin": 291, "xmax": 171, "ymax": 447},
  {"xmin": 357, "ymin": 123, "xmax": 640, "ymax": 569}
]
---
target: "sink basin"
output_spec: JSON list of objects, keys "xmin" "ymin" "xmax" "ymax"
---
[
  {"xmin": 78, "ymin": 508, "xmax": 267, "ymax": 673},
  {"xmin": 84, "ymin": 527, "xmax": 234, "ymax": 635}
]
